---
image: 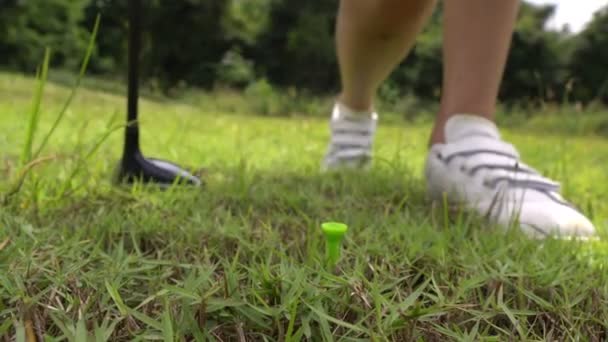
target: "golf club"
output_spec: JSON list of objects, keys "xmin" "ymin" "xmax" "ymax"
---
[{"xmin": 117, "ymin": 0, "xmax": 201, "ymax": 186}]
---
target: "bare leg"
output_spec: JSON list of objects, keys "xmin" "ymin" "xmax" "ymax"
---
[
  {"xmin": 431, "ymin": 0, "xmax": 520, "ymax": 144},
  {"xmin": 424, "ymin": 0, "xmax": 594, "ymax": 237},
  {"xmin": 337, "ymin": 0, "xmax": 437, "ymax": 112}
]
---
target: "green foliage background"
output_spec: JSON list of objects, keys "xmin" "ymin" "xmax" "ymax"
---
[{"xmin": 1, "ymin": 0, "xmax": 607, "ymax": 104}]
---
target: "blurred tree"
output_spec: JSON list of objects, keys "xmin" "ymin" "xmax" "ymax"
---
[
  {"xmin": 215, "ymin": 0, "xmax": 271, "ymax": 88},
  {"xmin": 501, "ymin": 3, "xmax": 568, "ymax": 105},
  {"xmin": 0, "ymin": 0, "xmax": 90, "ymax": 71},
  {"xmin": 83, "ymin": 0, "xmax": 231, "ymax": 90},
  {"xmin": 569, "ymin": 6, "xmax": 608, "ymax": 104},
  {"xmin": 82, "ymin": 0, "xmax": 129, "ymax": 74},
  {"xmin": 144, "ymin": 0, "xmax": 230, "ymax": 90},
  {"xmin": 222, "ymin": 0, "xmax": 271, "ymax": 45},
  {"xmin": 256, "ymin": 0, "xmax": 339, "ymax": 92},
  {"xmin": 0, "ymin": 0, "xmax": 604, "ymax": 107}
]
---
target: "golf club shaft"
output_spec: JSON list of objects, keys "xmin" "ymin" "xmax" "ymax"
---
[{"xmin": 125, "ymin": 0, "xmax": 142, "ymax": 155}]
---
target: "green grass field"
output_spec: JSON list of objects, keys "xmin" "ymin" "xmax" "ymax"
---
[{"xmin": 2, "ymin": 71, "xmax": 608, "ymax": 340}]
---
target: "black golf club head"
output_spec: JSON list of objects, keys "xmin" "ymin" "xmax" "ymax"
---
[
  {"xmin": 116, "ymin": 0, "xmax": 201, "ymax": 187},
  {"xmin": 118, "ymin": 150, "xmax": 201, "ymax": 186}
]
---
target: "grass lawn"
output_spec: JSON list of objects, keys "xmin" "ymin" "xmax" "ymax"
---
[{"xmin": 2, "ymin": 71, "xmax": 608, "ymax": 340}]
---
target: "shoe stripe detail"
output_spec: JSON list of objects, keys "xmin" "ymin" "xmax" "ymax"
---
[
  {"xmin": 328, "ymin": 148, "xmax": 372, "ymax": 159},
  {"xmin": 331, "ymin": 134, "xmax": 374, "ymax": 146},
  {"xmin": 538, "ymin": 189, "xmax": 575, "ymax": 208},
  {"xmin": 442, "ymin": 149, "xmax": 518, "ymax": 163},
  {"xmin": 521, "ymin": 222, "xmax": 550, "ymax": 237},
  {"xmin": 333, "ymin": 129, "xmax": 373, "ymax": 136},
  {"xmin": 483, "ymin": 177, "xmax": 560, "ymax": 191},
  {"xmin": 331, "ymin": 144, "xmax": 372, "ymax": 151},
  {"xmin": 326, "ymin": 154, "xmax": 371, "ymax": 162},
  {"xmin": 324, "ymin": 105, "xmax": 376, "ymax": 170},
  {"xmin": 338, "ymin": 115, "xmax": 376, "ymax": 123},
  {"xmin": 468, "ymin": 163, "xmax": 535, "ymax": 176},
  {"xmin": 331, "ymin": 120, "xmax": 376, "ymax": 133}
]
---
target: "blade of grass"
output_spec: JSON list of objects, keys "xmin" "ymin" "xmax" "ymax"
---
[
  {"xmin": 20, "ymin": 48, "xmax": 50, "ymax": 166},
  {"xmin": 94, "ymin": 317, "xmax": 122, "ymax": 342},
  {"xmin": 305, "ymin": 302, "xmax": 367, "ymax": 335},
  {"xmin": 128, "ymin": 309, "xmax": 163, "ymax": 331},
  {"xmin": 49, "ymin": 315, "xmax": 75, "ymax": 341},
  {"xmin": 75, "ymin": 319, "xmax": 88, "ymax": 342},
  {"xmin": 161, "ymin": 299, "xmax": 174, "ymax": 342},
  {"xmin": 32, "ymin": 14, "xmax": 101, "ymax": 159},
  {"xmin": 56, "ymin": 121, "xmax": 126, "ymax": 198},
  {"xmin": 285, "ymin": 301, "xmax": 299, "ymax": 340},
  {"xmin": 15, "ymin": 321, "xmax": 26, "ymax": 342},
  {"xmin": 105, "ymin": 281, "xmax": 128, "ymax": 317},
  {"xmin": 0, "ymin": 320, "xmax": 12, "ymax": 335}
]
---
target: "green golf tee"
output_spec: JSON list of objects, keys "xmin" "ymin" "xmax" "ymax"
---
[{"xmin": 321, "ymin": 222, "xmax": 348, "ymax": 268}]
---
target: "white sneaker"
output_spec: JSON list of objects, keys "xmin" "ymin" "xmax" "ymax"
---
[
  {"xmin": 425, "ymin": 115, "xmax": 596, "ymax": 238},
  {"xmin": 323, "ymin": 103, "xmax": 378, "ymax": 170}
]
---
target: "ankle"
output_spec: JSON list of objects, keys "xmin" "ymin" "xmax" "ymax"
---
[
  {"xmin": 429, "ymin": 128, "xmax": 445, "ymax": 146},
  {"xmin": 337, "ymin": 93, "xmax": 374, "ymax": 113},
  {"xmin": 335, "ymin": 101, "xmax": 377, "ymax": 121},
  {"xmin": 430, "ymin": 113, "xmax": 498, "ymax": 146}
]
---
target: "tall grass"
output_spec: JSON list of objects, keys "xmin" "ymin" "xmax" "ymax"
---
[
  {"xmin": 3, "ymin": 15, "xmax": 100, "ymax": 205},
  {"xmin": 32, "ymin": 15, "xmax": 101, "ymax": 160},
  {"xmin": 20, "ymin": 48, "xmax": 50, "ymax": 167}
]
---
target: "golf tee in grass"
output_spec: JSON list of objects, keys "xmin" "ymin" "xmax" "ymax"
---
[{"xmin": 321, "ymin": 222, "xmax": 348, "ymax": 268}]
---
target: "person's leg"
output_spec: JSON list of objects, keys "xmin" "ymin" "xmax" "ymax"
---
[
  {"xmin": 324, "ymin": 0, "xmax": 436, "ymax": 170},
  {"xmin": 337, "ymin": 0, "xmax": 437, "ymax": 112},
  {"xmin": 430, "ymin": 0, "xmax": 519, "ymax": 144},
  {"xmin": 425, "ymin": 0, "xmax": 595, "ymax": 238}
]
